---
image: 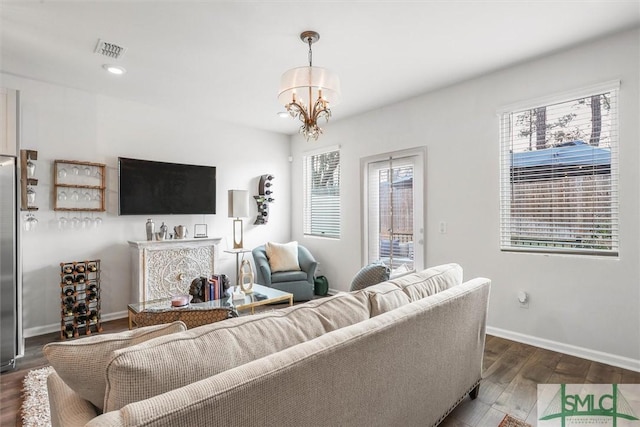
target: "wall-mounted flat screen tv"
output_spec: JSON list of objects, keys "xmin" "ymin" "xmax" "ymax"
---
[{"xmin": 118, "ymin": 157, "xmax": 216, "ymax": 215}]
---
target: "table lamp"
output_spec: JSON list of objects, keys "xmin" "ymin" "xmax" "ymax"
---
[{"xmin": 228, "ymin": 190, "xmax": 249, "ymax": 249}]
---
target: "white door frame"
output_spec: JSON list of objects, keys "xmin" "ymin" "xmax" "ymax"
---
[{"xmin": 360, "ymin": 146, "xmax": 426, "ymax": 272}]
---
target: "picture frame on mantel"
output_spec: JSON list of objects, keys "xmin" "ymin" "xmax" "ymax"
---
[{"xmin": 194, "ymin": 224, "xmax": 208, "ymax": 238}]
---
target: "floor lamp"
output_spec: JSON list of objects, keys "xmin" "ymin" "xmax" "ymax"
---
[{"xmin": 228, "ymin": 190, "xmax": 249, "ymax": 249}]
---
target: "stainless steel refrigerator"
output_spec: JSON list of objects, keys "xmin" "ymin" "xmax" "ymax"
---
[{"xmin": 0, "ymin": 154, "xmax": 17, "ymax": 372}]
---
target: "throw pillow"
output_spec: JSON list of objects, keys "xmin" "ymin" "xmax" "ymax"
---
[
  {"xmin": 265, "ymin": 241, "xmax": 301, "ymax": 273},
  {"xmin": 358, "ymin": 282, "xmax": 411, "ymax": 316},
  {"xmin": 349, "ymin": 262, "xmax": 391, "ymax": 291},
  {"xmin": 43, "ymin": 321, "xmax": 187, "ymax": 411},
  {"xmin": 389, "ymin": 263, "xmax": 463, "ymax": 301}
]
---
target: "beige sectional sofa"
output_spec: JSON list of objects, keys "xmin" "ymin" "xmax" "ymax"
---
[{"xmin": 45, "ymin": 263, "xmax": 491, "ymax": 427}]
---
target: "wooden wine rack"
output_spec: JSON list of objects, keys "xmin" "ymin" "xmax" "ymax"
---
[{"xmin": 59, "ymin": 259, "xmax": 103, "ymax": 339}]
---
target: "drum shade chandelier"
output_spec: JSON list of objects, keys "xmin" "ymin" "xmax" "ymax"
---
[{"xmin": 278, "ymin": 31, "xmax": 341, "ymax": 141}]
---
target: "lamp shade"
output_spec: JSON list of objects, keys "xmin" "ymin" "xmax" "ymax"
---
[
  {"xmin": 228, "ymin": 190, "xmax": 249, "ymax": 218},
  {"xmin": 278, "ymin": 66, "xmax": 341, "ymax": 107}
]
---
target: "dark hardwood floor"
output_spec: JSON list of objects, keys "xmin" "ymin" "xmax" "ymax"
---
[
  {"xmin": 441, "ymin": 335, "xmax": 640, "ymax": 426},
  {"xmin": 1, "ymin": 321, "xmax": 639, "ymax": 426}
]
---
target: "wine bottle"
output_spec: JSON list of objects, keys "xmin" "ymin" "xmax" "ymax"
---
[
  {"xmin": 264, "ymin": 182, "xmax": 272, "ymax": 187},
  {"xmin": 64, "ymin": 304, "xmax": 74, "ymax": 317},
  {"xmin": 63, "ymin": 275, "xmax": 73, "ymax": 286},
  {"xmin": 88, "ymin": 284, "xmax": 97, "ymax": 292},
  {"xmin": 77, "ymin": 314, "xmax": 87, "ymax": 323},
  {"xmin": 86, "ymin": 290, "xmax": 97, "ymax": 301},
  {"xmin": 266, "ymin": 175, "xmax": 274, "ymax": 180},
  {"xmin": 75, "ymin": 302, "xmax": 87, "ymax": 315},
  {"xmin": 266, "ymin": 198, "xmax": 275, "ymax": 203},
  {"xmin": 75, "ymin": 264, "xmax": 85, "ymax": 273},
  {"xmin": 64, "ymin": 296, "xmax": 75, "ymax": 306},
  {"xmin": 87, "ymin": 263, "xmax": 97, "ymax": 273},
  {"xmin": 90, "ymin": 310, "xmax": 98, "ymax": 322},
  {"xmin": 64, "ymin": 324, "xmax": 74, "ymax": 339},
  {"xmin": 63, "ymin": 265, "xmax": 73, "ymax": 274},
  {"xmin": 76, "ymin": 274, "xmax": 85, "ymax": 284},
  {"xmin": 265, "ymin": 190, "xmax": 272, "ymax": 195},
  {"xmin": 64, "ymin": 287, "xmax": 74, "ymax": 297}
]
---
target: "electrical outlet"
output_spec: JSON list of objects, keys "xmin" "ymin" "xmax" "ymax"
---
[{"xmin": 518, "ymin": 291, "xmax": 529, "ymax": 309}]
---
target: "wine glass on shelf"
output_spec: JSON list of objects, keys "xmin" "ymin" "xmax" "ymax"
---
[
  {"xmin": 82, "ymin": 217, "xmax": 92, "ymax": 229},
  {"xmin": 70, "ymin": 217, "xmax": 81, "ymax": 230},
  {"xmin": 26, "ymin": 154, "xmax": 36, "ymax": 178},
  {"xmin": 26, "ymin": 186, "xmax": 36, "ymax": 206},
  {"xmin": 23, "ymin": 213, "xmax": 38, "ymax": 231},
  {"xmin": 57, "ymin": 216, "xmax": 68, "ymax": 230}
]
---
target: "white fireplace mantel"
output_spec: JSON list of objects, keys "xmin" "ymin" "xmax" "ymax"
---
[{"xmin": 128, "ymin": 237, "xmax": 222, "ymax": 303}]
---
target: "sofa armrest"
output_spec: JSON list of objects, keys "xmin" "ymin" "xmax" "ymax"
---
[{"xmin": 47, "ymin": 371, "xmax": 98, "ymax": 427}]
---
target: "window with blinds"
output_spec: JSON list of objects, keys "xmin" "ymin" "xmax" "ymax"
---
[
  {"xmin": 303, "ymin": 148, "xmax": 340, "ymax": 238},
  {"xmin": 499, "ymin": 83, "xmax": 619, "ymax": 256}
]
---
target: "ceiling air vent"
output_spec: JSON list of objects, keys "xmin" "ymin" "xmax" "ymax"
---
[{"xmin": 94, "ymin": 39, "xmax": 127, "ymax": 60}]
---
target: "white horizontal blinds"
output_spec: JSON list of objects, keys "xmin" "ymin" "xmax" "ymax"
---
[
  {"xmin": 500, "ymin": 87, "xmax": 619, "ymax": 255},
  {"xmin": 303, "ymin": 149, "xmax": 341, "ymax": 238}
]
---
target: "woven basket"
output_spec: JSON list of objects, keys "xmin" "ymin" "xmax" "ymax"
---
[{"xmin": 134, "ymin": 307, "xmax": 235, "ymax": 329}]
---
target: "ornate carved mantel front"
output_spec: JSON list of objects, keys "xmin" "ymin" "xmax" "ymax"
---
[{"xmin": 128, "ymin": 238, "xmax": 222, "ymax": 303}]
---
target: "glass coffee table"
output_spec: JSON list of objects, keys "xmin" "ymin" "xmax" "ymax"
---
[{"xmin": 127, "ymin": 283, "xmax": 293, "ymax": 329}]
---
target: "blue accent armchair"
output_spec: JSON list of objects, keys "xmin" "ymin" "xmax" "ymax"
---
[{"xmin": 252, "ymin": 244, "xmax": 317, "ymax": 301}]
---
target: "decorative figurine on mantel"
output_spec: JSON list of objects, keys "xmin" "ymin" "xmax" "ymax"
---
[{"xmin": 145, "ymin": 218, "xmax": 154, "ymax": 241}]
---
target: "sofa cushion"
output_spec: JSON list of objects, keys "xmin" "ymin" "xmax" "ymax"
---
[
  {"xmin": 349, "ymin": 262, "xmax": 391, "ymax": 291},
  {"xmin": 266, "ymin": 241, "xmax": 301, "ymax": 273},
  {"xmin": 389, "ymin": 263, "xmax": 463, "ymax": 301},
  {"xmin": 359, "ymin": 282, "xmax": 411, "ymax": 317},
  {"xmin": 43, "ymin": 321, "xmax": 187, "ymax": 411},
  {"xmin": 103, "ymin": 291, "xmax": 370, "ymax": 412}
]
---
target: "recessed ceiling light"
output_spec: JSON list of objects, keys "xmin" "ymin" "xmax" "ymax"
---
[
  {"xmin": 102, "ymin": 64, "xmax": 126, "ymax": 75},
  {"xmin": 277, "ymin": 111, "xmax": 289, "ymax": 118}
]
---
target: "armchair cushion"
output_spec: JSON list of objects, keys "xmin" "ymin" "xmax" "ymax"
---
[
  {"xmin": 272, "ymin": 271, "xmax": 308, "ymax": 283},
  {"xmin": 266, "ymin": 241, "xmax": 301, "ymax": 273}
]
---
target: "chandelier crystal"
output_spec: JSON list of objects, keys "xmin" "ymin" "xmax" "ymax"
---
[{"xmin": 278, "ymin": 31, "xmax": 341, "ymax": 141}]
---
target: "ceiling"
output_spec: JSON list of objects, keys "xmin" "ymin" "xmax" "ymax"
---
[{"xmin": 1, "ymin": 1, "xmax": 639, "ymax": 136}]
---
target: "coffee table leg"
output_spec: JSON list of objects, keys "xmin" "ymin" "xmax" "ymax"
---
[{"xmin": 128, "ymin": 309, "xmax": 134, "ymax": 330}]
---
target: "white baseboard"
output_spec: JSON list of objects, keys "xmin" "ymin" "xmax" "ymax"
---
[
  {"xmin": 24, "ymin": 311, "xmax": 129, "ymax": 338},
  {"xmin": 487, "ymin": 326, "xmax": 640, "ymax": 373}
]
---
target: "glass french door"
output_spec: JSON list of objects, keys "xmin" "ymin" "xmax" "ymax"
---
[{"xmin": 363, "ymin": 149, "xmax": 424, "ymax": 274}]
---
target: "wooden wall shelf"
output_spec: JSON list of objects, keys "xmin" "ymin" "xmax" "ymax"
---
[
  {"xmin": 53, "ymin": 160, "xmax": 106, "ymax": 212},
  {"xmin": 20, "ymin": 149, "xmax": 38, "ymax": 211}
]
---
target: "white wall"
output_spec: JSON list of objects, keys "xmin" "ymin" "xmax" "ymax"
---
[
  {"xmin": 290, "ymin": 28, "xmax": 640, "ymax": 367},
  {"xmin": 0, "ymin": 72, "xmax": 291, "ymax": 336}
]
